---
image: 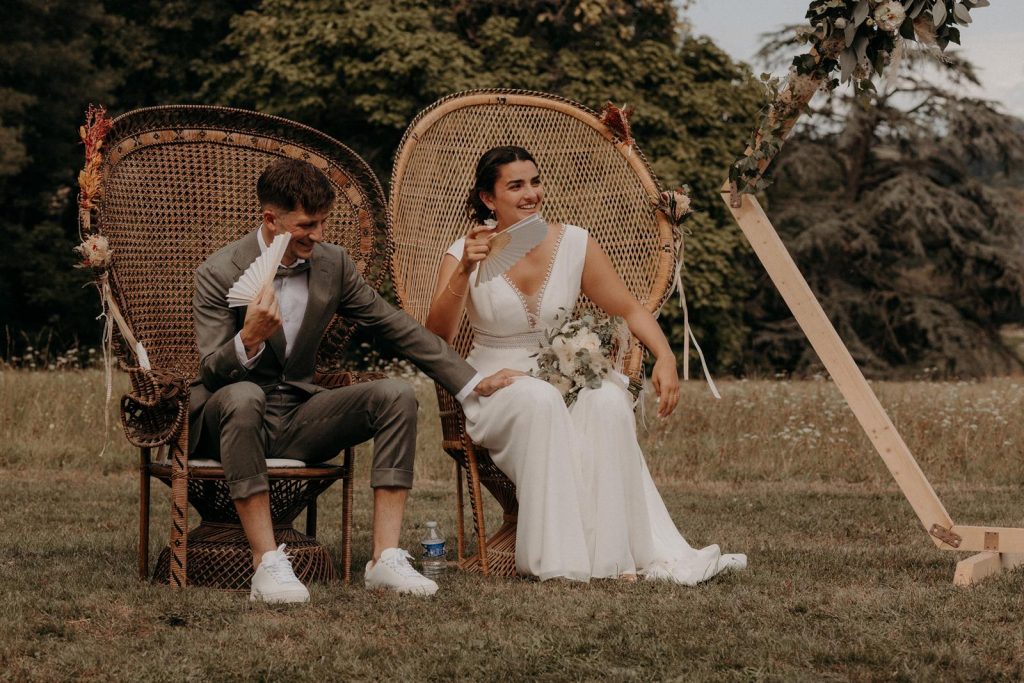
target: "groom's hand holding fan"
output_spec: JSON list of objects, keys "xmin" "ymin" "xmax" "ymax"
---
[
  {"xmin": 228, "ymin": 232, "xmax": 292, "ymax": 358},
  {"xmin": 239, "ymin": 283, "xmax": 282, "ymax": 359}
]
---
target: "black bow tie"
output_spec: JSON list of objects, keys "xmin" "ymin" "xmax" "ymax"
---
[{"xmin": 275, "ymin": 261, "xmax": 311, "ymax": 278}]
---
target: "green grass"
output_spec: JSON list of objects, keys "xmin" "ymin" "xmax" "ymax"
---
[{"xmin": 2, "ymin": 370, "xmax": 1024, "ymax": 681}]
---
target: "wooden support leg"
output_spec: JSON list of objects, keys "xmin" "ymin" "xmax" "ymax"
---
[
  {"xmin": 954, "ymin": 553, "xmax": 1024, "ymax": 587},
  {"xmin": 455, "ymin": 460, "xmax": 466, "ymax": 564},
  {"xmin": 721, "ymin": 189, "xmax": 955, "ymax": 543},
  {"xmin": 306, "ymin": 495, "xmax": 318, "ymax": 538},
  {"xmin": 722, "ymin": 189, "xmax": 1024, "ymax": 584},
  {"xmin": 464, "ymin": 445, "xmax": 489, "ymax": 576},
  {"xmin": 168, "ymin": 429, "xmax": 190, "ymax": 588},
  {"xmin": 139, "ymin": 448, "xmax": 151, "ymax": 580},
  {"xmin": 341, "ymin": 447, "xmax": 353, "ymax": 583}
]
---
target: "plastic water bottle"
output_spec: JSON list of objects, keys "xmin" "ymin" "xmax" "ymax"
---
[{"xmin": 420, "ymin": 521, "xmax": 447, "ymax": 579}]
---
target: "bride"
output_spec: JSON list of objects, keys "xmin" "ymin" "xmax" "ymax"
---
[{"xmin": 425, "ymin": 146, "xmax": 746, "ymax": 583}]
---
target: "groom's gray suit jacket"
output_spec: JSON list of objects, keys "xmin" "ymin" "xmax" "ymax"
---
[{"xmin": 189, "ymin": 231, "xmax": 474, "ymax": 454}]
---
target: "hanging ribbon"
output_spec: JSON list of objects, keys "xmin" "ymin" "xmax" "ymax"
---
[
  {"xmin": 672, "ymin": 264, "xmax": 720, "ymax": 399},
  {"xmin": 665, "ymin": 220, "xmax": 721, "ymax": 400},
  {"xmin": 93, "ymin": 271, "xmax": 150, "ymax": 454}
]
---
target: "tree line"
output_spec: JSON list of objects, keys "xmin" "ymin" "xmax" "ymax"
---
[{"xmin": 3, "ymin": 0, "xmax": 1021, "ymax": 377}]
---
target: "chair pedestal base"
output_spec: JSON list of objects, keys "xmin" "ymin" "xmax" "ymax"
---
[
  {"xmin": 459, "ymin": 520, "xmax": 518, "ymax": 577},
  {"xmin": 153, "ymin": 522, "xmax": 337, "ymax": 591}
]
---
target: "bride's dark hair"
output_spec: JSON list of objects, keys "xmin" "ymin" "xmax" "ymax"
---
[{"xmin": 467, "ymin": 146, "xmax": 537, "ymax": 224}]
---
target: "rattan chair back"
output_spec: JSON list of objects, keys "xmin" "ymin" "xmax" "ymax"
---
[
  {"xmin": 389, "ymin": 90, "xmax": 677, "ymax": 575},
  {"xmin": 97, "ymin": 105, "xmax": 390, "ymax": 376},
  {"xmin": 94, "ymin": 106, "xmax": 388, "ymax": 588},
  {"xmin": 391, "ymin": 90, "xmax": 676, "ymax": 361}
]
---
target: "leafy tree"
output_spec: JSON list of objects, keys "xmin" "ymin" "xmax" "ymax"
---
[
  {"xmin": 747, "ymin": 45, "xmax": 1024, "ymax": 377},
  {"xmin": 2, "ymin": 0, "xmax": 255, "ymax": 358},
  {"xmin": 1, "ymin": 0, "xmax": 123, "ymax": 354},
  {"xmin": 203, "ymin": 0, "xmax": 764, "ymax": 370}
]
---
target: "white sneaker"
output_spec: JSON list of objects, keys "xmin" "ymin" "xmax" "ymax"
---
[
  {"xmin": 364, "ymin": 548, "xmax": 439, "ymax": 596},
  {"xmin": 249, "ymin": 544, "xmax": 310, "ymax": 604}
]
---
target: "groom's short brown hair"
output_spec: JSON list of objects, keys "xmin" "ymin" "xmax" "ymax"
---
[{"xmin": 257, "ymin": 158, "xmax": 336, "ymax": 214}]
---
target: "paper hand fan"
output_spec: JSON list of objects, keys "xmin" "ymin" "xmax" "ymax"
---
[
  {"xmin": 226, "ymin": 232, "xmax": 292, "ymax": 307},
  {"xmin": 474, "ymin": 214, "xmax": 548, "ymax": 285}
]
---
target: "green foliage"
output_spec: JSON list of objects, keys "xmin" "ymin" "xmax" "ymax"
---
[
  {"xmin": 801, "ymin": 0, "xmax": 990, "ymax": 85},
  {"xmin": 5, "ymin": 0, "xmax": 764, "ymax": 372},
  {"xmin": 200, "ymin": 0, "xmax": 765, "ymax": 372},
  {"xmin": 749, "ymin": 49, "xmax": 1024, "ymax": 378},
  {"xmin": 9, "ymin": 0, "xmax": 1018, "ymax": 379},
  {"xmin": 732, "ymin": 0, "xmax": 993, "ymax": 195},
  {"xmin": 2, "ymin": 0, "xmax": 257, "ymax": 356},
  {"xmin": 1, "ymin": 0, "xmax": 124, "ymax": 350}
]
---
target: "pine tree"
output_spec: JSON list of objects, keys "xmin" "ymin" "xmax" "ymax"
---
[{"xmin": 749, "ymin": 45, "xmax": 1024, "ymax": 377}]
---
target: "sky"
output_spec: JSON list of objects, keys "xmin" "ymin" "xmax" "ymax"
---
[{"xmin": 684, "ymin": 0, "xmax": 1024, "ymax": 118}]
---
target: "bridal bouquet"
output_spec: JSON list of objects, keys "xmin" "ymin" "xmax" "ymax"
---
[{"xmin": 532, "ymin": 311, "xmax": 627, "ymax": 406}]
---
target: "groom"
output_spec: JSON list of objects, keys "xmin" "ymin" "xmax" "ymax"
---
[{"xmin": 191, "ymin": 158, "xmax": 517, "ymax": 603}]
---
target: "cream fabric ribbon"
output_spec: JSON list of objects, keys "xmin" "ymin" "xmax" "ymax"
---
[
  {"xmin": 668, "ymin": 238, "xmax": 720, "ymax": 400},
  {"xmin": 95, "ymin": 272, "xmax": 150, "ymax": 454}
]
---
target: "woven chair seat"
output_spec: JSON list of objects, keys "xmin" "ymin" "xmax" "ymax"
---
[{"xmin": 390, "ymin": 90, "xmax": 677, "ymax": 577}]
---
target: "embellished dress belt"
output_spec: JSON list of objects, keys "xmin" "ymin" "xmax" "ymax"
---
[{"xmin": 472, "ymin": 329, "xmax": 545, "ymax": 349}]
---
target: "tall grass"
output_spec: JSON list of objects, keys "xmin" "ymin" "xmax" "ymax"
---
[
  {"xmin": 3, "ymin": 371, "xmax": 1024, "ymax": 680},
  {"xmin": 5, "ymin": 370, "xmax": 1022, "ymax": 488}
]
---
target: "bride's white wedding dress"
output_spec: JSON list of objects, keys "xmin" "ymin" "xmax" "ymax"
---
[{"xmin": 448, "ymin": 224, "xmax": 746, "ymax": 583}]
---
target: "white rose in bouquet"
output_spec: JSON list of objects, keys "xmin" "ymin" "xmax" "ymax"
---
[
  {"xmin": 576, "ymin": 330, "xmax": 601, "ymax": 354},
  {"xmin": 551, "ymin": 336, "xmax": 576, "ymax": 370}
]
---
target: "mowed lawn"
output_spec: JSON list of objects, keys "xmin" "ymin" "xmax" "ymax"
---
[{"xmin": 2, "ymin": 370, "xmax": 1024, "ymax": 681}]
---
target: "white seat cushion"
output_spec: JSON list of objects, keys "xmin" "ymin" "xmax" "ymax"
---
[{"xmin": 158, "ymin": 458, "xmax": 310, "ymax": 468}]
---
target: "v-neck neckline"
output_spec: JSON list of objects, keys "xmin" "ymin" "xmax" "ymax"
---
[{"xmin": 501, "ymin": 224, "xmax": 567, "ymax": 329}]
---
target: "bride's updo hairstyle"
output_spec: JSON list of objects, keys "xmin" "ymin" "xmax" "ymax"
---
[{"xmin": 467, "ymin": 146, "xmax": 537, "ymax": 224}]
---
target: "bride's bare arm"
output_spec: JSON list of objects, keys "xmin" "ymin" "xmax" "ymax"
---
[
  {"xmin": 580, "ymin": 235, "xmax": 680, "ymax": 417},
  {"xmin": 425, "ymin": 255, "xmax": 470, "ymax": 342},
  {"xmin": 425, "ymin": 226, "xmax": 493, "ymax": 342}
]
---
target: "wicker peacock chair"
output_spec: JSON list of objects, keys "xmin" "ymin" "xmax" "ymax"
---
[
  {"xmin": 390, "ymin": 90, "xmax": 679, "ymax": 576},
  {"xmin": 85, "ymin": 105, "xmax": 390, "ymax": 589}
]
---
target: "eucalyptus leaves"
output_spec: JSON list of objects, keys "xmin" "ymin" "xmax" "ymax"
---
[
  {"xmin": 800, "ymin": 0, "xmax": 990, "ymax": 87},
  {"xmin": 731, "ymin": 0, "xmax": 989, "ymax": 194}
]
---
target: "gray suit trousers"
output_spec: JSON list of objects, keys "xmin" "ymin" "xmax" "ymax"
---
[{"xmin": 197, "ymin": 378, "xmax": 418, "ymax": 499}]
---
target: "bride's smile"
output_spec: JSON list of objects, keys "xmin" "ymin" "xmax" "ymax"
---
[{"xmin": 480, "ymin": 159, "xmax": 546, "ymax": 228}]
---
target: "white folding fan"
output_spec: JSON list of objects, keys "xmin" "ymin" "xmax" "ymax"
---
[
  {"xmin": 226, "ymin": 232, "xmax": 292, "ymax": 307},
  {"xmin": 475, "ymin": 214, "xmax": 549, "ymax": 285}
]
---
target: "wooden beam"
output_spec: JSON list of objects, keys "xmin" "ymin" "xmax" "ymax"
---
[
  {"xmin": 954, "ymin": 552, "xmax": 1024, "ymax": 587},
  {"xmin": 721, "ymin": 188, "xmax": 954, "ymax": 545},
  {"xmin": 954, "ymin": 552, "xmax": 1002, "ymax": 586},
  {"xmin": 950, "ymin": 526, "xmax": 1024, "ymax": 554}
]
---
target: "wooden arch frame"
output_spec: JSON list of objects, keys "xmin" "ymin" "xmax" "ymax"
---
[{"xmin": 723, "ymin": 50, "xmax": 1022, "ymax": 586}]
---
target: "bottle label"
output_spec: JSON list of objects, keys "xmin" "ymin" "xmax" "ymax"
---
[{"xmin": 421, "ymin": 541, "xmax": 445, "ymax": 558}]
